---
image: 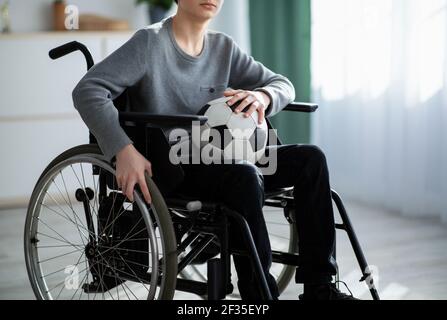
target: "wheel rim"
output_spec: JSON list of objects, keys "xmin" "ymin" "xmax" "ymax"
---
[{"xmin": 24, "ymin": 155, "xmax": 170, "ymax": 300}]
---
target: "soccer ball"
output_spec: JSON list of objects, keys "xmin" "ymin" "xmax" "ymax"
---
[{"xmin": 195, "ymin": 97, "xmax": 269, "ymax": 164}]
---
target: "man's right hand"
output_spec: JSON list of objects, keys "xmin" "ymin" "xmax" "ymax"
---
[{"xmin": 115, "ymin": 144, "xmax": 153, "ymax": 204}]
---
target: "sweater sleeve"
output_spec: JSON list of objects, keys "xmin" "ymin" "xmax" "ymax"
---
[
  {"xmin": 228, "ymin": 41, "xmax": 296, "ymax": 118},
  {"xmin": 72, "ymin": 29, "xmax": 150, "ymax": 161}
]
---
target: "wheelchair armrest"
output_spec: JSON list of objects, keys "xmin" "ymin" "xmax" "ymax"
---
[
  {"xmin": 284, "ymin": 102, "xmax": 319, "ymax": 113},
  {"xmin": 119, "ymin": 112, "xmax": 208, "ymax": 127}
]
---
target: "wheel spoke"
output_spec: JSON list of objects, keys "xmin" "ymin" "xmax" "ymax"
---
[
  {"xmin": 94, "ymin": 252, "xmax": 138, "ymax": 300},
  {"xmin": 40, "ymin": 203, "xmax": 90, "ymax": 241},
  {"xmin": 98, "ymin": 245, "xmax": 150, "ymax": 256},
  {"xmin": 37, "ymin": 244, "xmax": 83, "ymax": 249},
  {"xmin": 98, "ymin": 217, "xmax": 145, "ymax": 256},
  {"xmin": 40, "ymin": 250, "xmax": 86, "ymax": 278},
  {"xmin": 36, "ymin": 216, "xmax": 84, "ymax": 251},
  {"xmin": 107, "ymin": 252, "xmax": 152, "ymax": 271},
  {"xmin": 110, "ymin": 251, "xmax": 151, "ymax": 296},
  {"xmin": 60, "ymin": 169, "xmax": 99, "ymax": 240},
  {"xmin": 100, "ymin": 201, "xmax": 133, "ymax": 237},
  {"xmin": 45, "ymin": 262, "xmax": 88, "ymax": 295},
  {"xmin": 78, "ymin": 162, "xmax": 100, "ymax": 222},
  {"xmin": 39, "ymin": 248, "xmax": 82, "ymax": 264}
]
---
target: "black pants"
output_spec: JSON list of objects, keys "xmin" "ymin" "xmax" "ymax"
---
[{"xmin": 176, "ymin": 144, "xmax": 338, "ymax": 299}]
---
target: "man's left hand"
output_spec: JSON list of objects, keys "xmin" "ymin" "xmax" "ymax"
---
[{"xmin": 224, "ymin": 89, "xmax": 271, "ymax": 125}]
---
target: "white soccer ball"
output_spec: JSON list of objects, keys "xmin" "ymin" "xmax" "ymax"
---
[{"xmin": 196, "ymin": 97, "xmax": 268, "ymax": 164}]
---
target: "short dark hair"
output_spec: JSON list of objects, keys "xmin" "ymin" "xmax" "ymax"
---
[{"xmin": 175, "ymin": 0, "xmax": 178, "ymax": 3}]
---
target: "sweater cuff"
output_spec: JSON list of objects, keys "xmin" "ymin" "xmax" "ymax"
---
[
  {"xmin": 96, "ymin": 125, "xmax": 133, "ymax": 162},
  {"xmin": 255, "ymin": 87, "xmax": 275, "ymax": 117}
]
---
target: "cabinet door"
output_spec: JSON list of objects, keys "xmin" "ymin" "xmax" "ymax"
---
[
  {"xmin": 0, "ymin": 37, "xmax": 102, "ymax": 117},
  {"xmin": 0, "ymin": 119, "xmax": 88, "ymax": 200}
]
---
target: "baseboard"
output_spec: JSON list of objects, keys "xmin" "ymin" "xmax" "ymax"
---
[{"xmin": 0, "ymin": 194, "xmax": 77, "ymax": 210}]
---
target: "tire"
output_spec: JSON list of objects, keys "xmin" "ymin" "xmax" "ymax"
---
[{"xmin": 24, "ymin": 144, "xmax": 177, "ymax": 300}]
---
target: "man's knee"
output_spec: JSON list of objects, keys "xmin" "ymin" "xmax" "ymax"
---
[
  {"xmin": 288, "ymin": 145, "xmax": 330, "ymax": 183},
  {"xmin": 300, "ymin": 145, "xmax": 327, "ymax": 165}
]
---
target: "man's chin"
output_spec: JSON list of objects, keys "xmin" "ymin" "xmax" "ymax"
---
[{"xmin": 194, "ymin": 13, "xmax": 216, "ymax": 22}]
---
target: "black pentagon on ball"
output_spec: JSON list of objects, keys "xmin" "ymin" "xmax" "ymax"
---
[
  {"xmin": 227, "ymin": 100, "xmax": 251, "ymax": 113},
  {"xmin": 198, "ymin": 104, "xmax": 211, "ymax": 116},
  {"xmin": 209, "ymin": 125, "xmax": 233, "ymax": 150},
  {"xmin": 198, "ymin": 100, "xmax": 249, "ymax": 117},
  {"xmin": 249, "ymin": 127, "xmax": 268, "ymax": 152}
]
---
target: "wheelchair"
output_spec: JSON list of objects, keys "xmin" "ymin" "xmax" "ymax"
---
[{"xmin": 24, "ymin": 41, "xmax": 380, "ymax": 300}]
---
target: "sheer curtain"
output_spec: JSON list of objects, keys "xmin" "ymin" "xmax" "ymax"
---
[{"xmin": 311, "ymin": 0, "xmax": 447, "ymax": 223}]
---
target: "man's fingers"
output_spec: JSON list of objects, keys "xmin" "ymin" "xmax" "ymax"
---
[
  {"xmin": 116, "ymin": 176, "xmax": 122, "ymax": 189},
  {"xmin": 224, "ymin": 89, "xmax": 242, "ymax": 97},
  {"xmin": 118, "ymin": 175, "xmax": 127, "ymax": 191},
  {"xmin": 235, "ymin": 95, "xmax": 255, "ymax": 114},
  {"xmin": 125, "ymin": 179, "xmax": 137, "ymax": 202},
  {"xmin": 138, "ymin": 177, "xmax": 152, "ymax": 204},
  {"xmin": 258, "ymin": 106, "xmax": 266, "ymax": 124},
  {"xmin": 228, "ymin": 92, "xmax": 249, "ymax": 108},
  {"xmin": 145, "ymin": 162, "xmax": 153, "ymax": 178},
  {"xmin": 244, "ymin": 104, "xmax": 258, "ymax": 118}
]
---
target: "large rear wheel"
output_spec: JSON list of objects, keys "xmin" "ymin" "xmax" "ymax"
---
[{"xmin": 24, "ymin": 145, "xmax": 177, "ymax": 300}]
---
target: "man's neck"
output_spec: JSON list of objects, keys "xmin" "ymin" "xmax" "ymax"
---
[{"xmin": 172, "ymin": 13, "xmax": 209, "ymax": 57}]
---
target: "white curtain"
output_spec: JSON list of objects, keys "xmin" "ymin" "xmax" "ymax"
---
[{"xmin": 311, "ymin": 0, "xmax": 447, "ymax": 223}]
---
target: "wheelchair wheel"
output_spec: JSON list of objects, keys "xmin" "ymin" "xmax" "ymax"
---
[
  {"xmin": 24, "ymin": 144, "xmax": 177, "ymax": 300},
  {"xmin": 180, "ymin": 208, "xmax": 298, "ymax": 297}
]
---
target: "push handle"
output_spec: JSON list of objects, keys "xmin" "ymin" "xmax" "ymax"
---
[{"xmin": 49, "ymin": 41, "xmax": 94, "ymax": 70}]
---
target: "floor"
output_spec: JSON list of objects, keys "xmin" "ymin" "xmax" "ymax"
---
[{"xmin": 1, "ymin": 201, "xmax": 446, "ymax": 300}]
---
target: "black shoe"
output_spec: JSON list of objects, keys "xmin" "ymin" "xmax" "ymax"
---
[{"xmin": 299, "ymin": 283, "xmax": 359, "ymax": 301}]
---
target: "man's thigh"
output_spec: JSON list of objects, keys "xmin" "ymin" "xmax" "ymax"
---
[
  {"xmin": 177, "ymin": 163, "xmax": 263, "ymax": 201},
  {"xmin": 177, "ymin": 144, "xmax": 318, "ymax": 199}
]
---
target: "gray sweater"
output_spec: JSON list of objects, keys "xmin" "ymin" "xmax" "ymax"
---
[{"xmin": 72, "ymin": 17, "xmax": 296, "ymax": 161}]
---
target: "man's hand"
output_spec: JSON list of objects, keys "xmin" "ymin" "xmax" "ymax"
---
[
  {"xmin": 224, "ymin": 89, "xmax": 271, "ymax": 125},
  {"xmin": 115, "ymin": 144, "xmax": 153, "ymax": 204}
]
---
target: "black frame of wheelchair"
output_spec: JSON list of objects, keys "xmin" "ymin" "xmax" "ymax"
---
[{"xmin": 49, "ymin": 41, "xmax": 380, "ymax": 300}]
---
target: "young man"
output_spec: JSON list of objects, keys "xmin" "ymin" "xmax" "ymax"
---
[{"xmin": 72, "ymin": 0, "xmax": 356, "ymax": 300}]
